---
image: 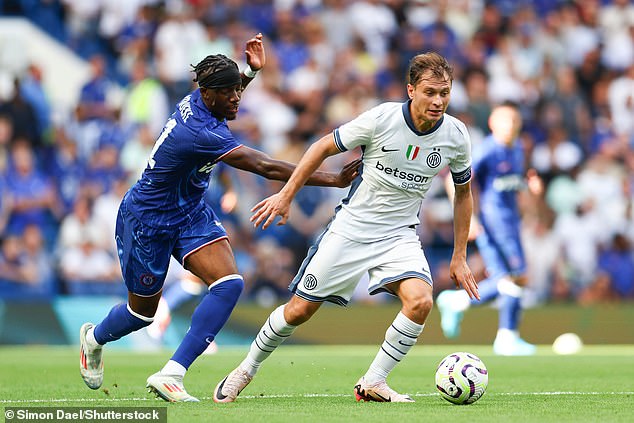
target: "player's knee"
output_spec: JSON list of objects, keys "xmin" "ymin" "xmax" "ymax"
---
[
  {"xmin": 284, "ymin": 300, "xmax": 318, "ymax": 325},
  {"xmin": 128, "ymin": 295, "xmax": 161, "ymax": 319},
  {"xmin": 512, "ymin": 274, "xmax": 528, "ymax": 287},
  {"xmin": 406, "ymin": 291, "xmax": 434, "ymax": 319}
]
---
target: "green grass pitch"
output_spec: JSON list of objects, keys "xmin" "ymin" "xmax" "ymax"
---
[{"xmin": 1, "ymin": 345, "xmax": 633, "ymax": 422}]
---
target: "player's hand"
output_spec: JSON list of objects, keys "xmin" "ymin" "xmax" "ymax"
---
[
  {"xmin": 335, "ymin": 158, "xmax": 362, "ymax": 187},
  {"xmin": 245, "ymin": 33, "xmax": 265, "ymax": 71},
  {"xmin": 250, "ymin": 192, "xmax": 291, "ymax": 229},
  {"xmin": 449, "ymin": 257, "xmax": 479, "ymax": 301},
  {"xmin": 526, "ymin": 168, "xmax": 543, "ymax": 196}
]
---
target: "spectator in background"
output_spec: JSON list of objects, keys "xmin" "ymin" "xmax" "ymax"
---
[
  {"xmin": 595, "ymin": 233, "xmax": 634, "ymax": 300},
  {"xmin": 19, "ymin": 64, "xmax": 51, "ymax": 143},
  {"xmin": 0, "ymin": 115, "xmax": 13, "ymax": 173},
  {"xmin": 0, "ymin": 78, "xmax": 40, "ymax": 147},
  {"xmin": 153, "ymin": 3, "xmax": 206, "ymax": 108},
  {"xmin": 0, "ymin": 234, "xmax": 34, "ymax": 289},
  {"xmin": 554, "ymin": 198, "xmax": 604, "ymax": 297},
  {"xmin": 120, "ymin": 123, "xmax": 155, "ymax": 184},
  {"xmin": 82, "ymin": 141, "xmax": 126, "ymax": 198},
  {"xmin": 59, "ymin": 229, "xmax": 123, "ymax": 296},
  {"xmin": 0, "ymin": 233, "xmax": 49, "ymax": 300},
  {"xmin": 77, "ymin": 54, "xmax": 116, "ymax": 122},
  {"xmin": 47, "ymin": 126, "xmax": 84, "ymax": 214},
  {"xmin": 607, "ymin": 63, "xmax": 634, "ymax": 138},
  {"xmin": 4, "ymin": 140, "xmax": 61, "ymax": 241},
  {"xmin": 22, "ymin": 223, "xmax": 56, "ymax": 297},
  {"xmin": 120, "ymin": 59, "xmax": 169, "ymax": 137},
  {"xmin": 56, "ymin": 194, "xmax": 109, "ymax": 253}
]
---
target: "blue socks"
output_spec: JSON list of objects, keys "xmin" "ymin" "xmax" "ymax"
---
[
  {"xmin": 471, "ymin": 276, "xmax": 499, "ymax": 304},
  {"xmin": 498, "ymin": 294, "xmax": 521, "ymax": 330},
  {"xmin": 93, "ymin": 303, "xmax": 154, "ymax": 345},
  {"xmin": 469, "ymin": 277, "xmax": 523, "ymax": 331},
  {"xmin": 170, "ymin": 275, "xmax": 244, "ymax": 369}
]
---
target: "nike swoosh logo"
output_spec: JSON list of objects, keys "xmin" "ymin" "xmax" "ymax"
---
[
  {"xmin": 215, "ymin": 376, "xmax": 229, "ymax": 400},
  {"xmin": 375, "ymin": 392, "xmax": 391, "ymax": 402},
  {"xmin": 398, "ymin": 340, "xmax": 415, "ymax": 347},
  {"xmin": 381, "ymin": 146, "xmax": 399, "ymax": 152},
  {"xmin": 206, "ymin": 337, "xmax": 213, "ymax": 344}
]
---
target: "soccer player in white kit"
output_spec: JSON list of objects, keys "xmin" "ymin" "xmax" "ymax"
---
[{"xmin": 214, "ymin": 52, "xmax": 480, "ymax": 403}]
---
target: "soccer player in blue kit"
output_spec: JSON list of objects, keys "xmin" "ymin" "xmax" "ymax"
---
[
  {"xmin": 437, "ymin": 102, "xmax": 537, "ymax": 356},
  {"xmin": 78, "ymin": 33, "xmax": 360, "ymax": 402}
]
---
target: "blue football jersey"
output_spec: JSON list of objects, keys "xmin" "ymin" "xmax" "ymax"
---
[
  {"xmin": 472, "ymin": 135, "xmax": 525, "ymax": 226},
  {"xmin": 126, "ymin": 89, "xmax": 241, "ymax": 228}
]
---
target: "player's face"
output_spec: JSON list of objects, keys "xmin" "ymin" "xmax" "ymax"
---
[
  {"xmin": 201, "ymin": 84, "xmax": 243, "ymax": 120},
  {"xmin": 407, "ymin": 70, "xmax": 451, "ymax": 132}
]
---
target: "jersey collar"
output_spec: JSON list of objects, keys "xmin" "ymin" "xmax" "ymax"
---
[{"xmin": 402, "ymin": 100, "xmax": 444, "ymax": 136}]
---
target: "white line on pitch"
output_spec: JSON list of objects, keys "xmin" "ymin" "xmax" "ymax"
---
[{"xmin": 1, "ymin": 391, "xmax": 633, "ymax": 404}]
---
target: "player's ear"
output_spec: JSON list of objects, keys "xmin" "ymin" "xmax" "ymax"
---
[{"xmin": 407, "ymin": 84, "xmax": 414, "ymax": 99}]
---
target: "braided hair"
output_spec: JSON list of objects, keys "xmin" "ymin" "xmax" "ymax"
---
[{"xmin": 192, "ymin": 54, "xmax": 241, "ymax": 89}]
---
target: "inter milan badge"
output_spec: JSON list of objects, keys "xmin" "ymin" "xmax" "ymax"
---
[
  {"xmin": 140, "ymin": 273, "xmax": 156, "ymax": 287},
  {"xmin": 426, "ymin": 148, "xmax": 442, "ymax": 168},
  {"xmin": 303, "ymin": 274, "xmax": 318, "ymax": 290}
]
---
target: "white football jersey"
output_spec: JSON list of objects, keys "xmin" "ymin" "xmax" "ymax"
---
[{"xmin": 329, "ymin": 101, "xmax": 471, "ymax": 243}]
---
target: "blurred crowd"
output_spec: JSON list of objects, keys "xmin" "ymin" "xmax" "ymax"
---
[{"xmin": 0, "ymin": 0, "xmax": 633, "ymax": 306}]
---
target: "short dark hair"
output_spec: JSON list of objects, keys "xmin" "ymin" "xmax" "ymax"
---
[
  {"xmin": 407, "ymin": 52, "xmax": 453, "ymax": 87},
  {"xmin": 192, "ymin": 54, "xmax": 239, "ymax": 87}
]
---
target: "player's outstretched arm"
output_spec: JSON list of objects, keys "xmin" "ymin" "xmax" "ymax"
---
[
  {"xmin": 222, "ymin": 134, "xmax": 360, "ymax": 188},
  {"xmin": 450, "ymin": 181, "xmax": 479, "ymax": 300},
  {"xmin": 246, "ymin": 134, "xmax": 358, "ymax": 229}
]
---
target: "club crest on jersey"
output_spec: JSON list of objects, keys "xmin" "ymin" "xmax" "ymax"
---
[
  {"xmin": 426, "ymin": 148, "xmax": 442, "ymax": 168},
  {"xmin": 140, "ymin": 273, "xmax": 156, "ymax": 286},
  {"xmin": 303, "ymin": 274, "xmax": 318, "ymax": 290},
  {"xmin": 406, "ymin": 145, "xmax": 420, "ymax": 160}
]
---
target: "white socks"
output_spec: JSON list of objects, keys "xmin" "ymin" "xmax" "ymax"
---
[
  {"xmin": 453, "ymin": 290, "xmax": 472, "ymax": 312},
  {"xmin": 497, "ymin": 277, "xmax": 523, "ymax": 298},
  {"xmin": 240, "ymin": 305, "xmax": 296, "ymax": 377},
  {"xmin": 364, "ymin": 312, "xmax": 424, "ymax": 384},
  {"xmin": 495, "ymin": 328, "xmax": 519, "ymax": 343},
  {"xmin": 85, "ymin": 326, "xmax": 103, "ymax": 349},
  {"xmin": 161, "ymin": 360, "xmax": 187, "ymax": 377}
]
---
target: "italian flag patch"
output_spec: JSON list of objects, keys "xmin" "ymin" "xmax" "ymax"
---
[{"xmin": 406, "ymin": 145, "xmax": 420, "ymax": 160}]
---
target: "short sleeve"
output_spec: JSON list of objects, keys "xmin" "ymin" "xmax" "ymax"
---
[
  {"xmin": 195, "ymin": 123, "xmax": 242, "ymax": 159},
  {"xmin": 333, "ymin": 107, "xmax": 378, "ymax": 152}
]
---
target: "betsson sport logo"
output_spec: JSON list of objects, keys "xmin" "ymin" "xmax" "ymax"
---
[{"xmin": 375, "ymin": 161, "xmax": 429, "ymax": 191}]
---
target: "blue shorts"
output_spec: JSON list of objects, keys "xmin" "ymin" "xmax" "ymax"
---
[
  {"xmin": 115, "ymin": 201, "xmax": 228, "ymax": 296},
  {"xmin": 476, "ymin": 217, "xmax": 526, "ymax": 279}
]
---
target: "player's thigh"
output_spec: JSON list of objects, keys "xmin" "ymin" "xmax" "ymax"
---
[
  {"xmin": 291, "ymin": 231, "xmax": 370, "ymax": 306},
  {"xmin": 368, "ymin": 233, "xmax": 433, "ymax": 297},
  {"xmin": 115, "ymin": 206, "xmax": 174, "ymax": 297},
  {"xmin": 184, "ymin": 239, "xmax": 238, "ymax": 285},
  {"xmin": 175, "ymin": 206, "xmax": 238, "ymax": 284}
]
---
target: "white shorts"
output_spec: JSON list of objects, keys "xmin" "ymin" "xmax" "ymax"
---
[{"xmin": 289, "ymin": 227, "xmax": 433, "ymax": 305}]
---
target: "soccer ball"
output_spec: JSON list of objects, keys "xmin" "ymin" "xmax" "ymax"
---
[
  {"xmin": 435, "ymin": 352, "xmax": 488, "ymax": 405},
  {"xmin": 552, "ymin": 333, "xmax": 583, "ymax": 355}
]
